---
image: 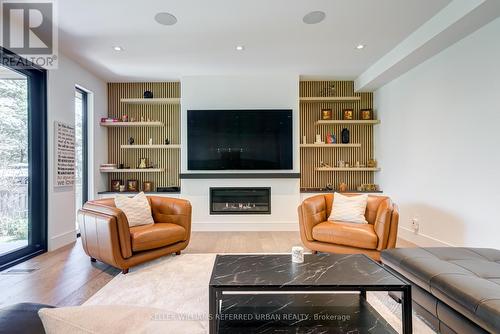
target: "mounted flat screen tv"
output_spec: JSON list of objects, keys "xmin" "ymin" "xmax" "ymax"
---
[{"xmin": 188, "ymin": 109, "xmax": 293, "ymax": 170}]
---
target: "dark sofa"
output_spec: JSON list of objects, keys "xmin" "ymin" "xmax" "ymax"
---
[{"xmin": 382, "ymin": 247, "xmax": 500, "ymax": 334}]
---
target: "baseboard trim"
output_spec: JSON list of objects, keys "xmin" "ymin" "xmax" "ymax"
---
[
  {"xmin": 192, "ymin": 222, "xmax": 299, "ymax": 232},
  {"xmin": 49, "ymin": 229, "xmax": 77, "ymax": 251},
  {"xmin": 399, "ymin": 227, "xmax": 454, "ymax": 247}
]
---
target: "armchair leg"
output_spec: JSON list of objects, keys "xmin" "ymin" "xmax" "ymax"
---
[
  {"xmin": 175, "ymin": 251, "xmax": 181, "ymax": 255},
  {"xmin": 122, "ymin": 268, "xmax": 129, "ymax": 274},
  {"xmin": 90, "ymin": 257, "xmax": 96, "ymax": 262},
  {"xmin": 312, "ymin": 250, "xmax": 318, "ymax": 255}
]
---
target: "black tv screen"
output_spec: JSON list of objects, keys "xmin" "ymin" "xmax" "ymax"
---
[{"xmin": 188, "ymin": 110, "xmax": 293, "ymax": 170}]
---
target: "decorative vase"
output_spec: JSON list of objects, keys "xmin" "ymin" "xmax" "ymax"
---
[
  {"xmin": 341, "ymin": 128, "xmax": 349, "ymax": 144},
  {"xmin": 143, "ymin": 90, "xmax": 153, "ymax": 99}
]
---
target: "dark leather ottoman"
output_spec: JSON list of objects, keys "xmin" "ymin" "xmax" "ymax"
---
[
  {"xmin": 381, "ymin": 248, "xmax": 500, "ymax": 334},
  {"xmin": 0, "ymin": 303, "xmax": 53, "ymax": 334}
]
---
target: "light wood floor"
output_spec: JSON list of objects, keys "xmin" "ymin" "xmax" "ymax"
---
[{"xmin": 0, "ymin": 232, "xmax": 415, "ymax": 307}]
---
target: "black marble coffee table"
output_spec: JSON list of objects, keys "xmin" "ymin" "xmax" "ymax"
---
[{"xmin": 209, "ymin": 253, "xmax": 412, "ymax": 334}]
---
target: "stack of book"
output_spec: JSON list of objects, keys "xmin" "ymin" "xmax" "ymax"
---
[{"xmin": 100, "ymin": 163, "xmax": 117, "ymax": 171}]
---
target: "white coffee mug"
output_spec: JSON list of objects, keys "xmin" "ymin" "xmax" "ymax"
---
[{"xmin": 292, "ymin": 246, "xmax": 304, "ymax": 263}]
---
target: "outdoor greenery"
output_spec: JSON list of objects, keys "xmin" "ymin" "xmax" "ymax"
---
[
  {"xmin": 0, "ymin": 217, "xmax": 28, "ymax": 240},
  {"xmin": 0, "ymin": 79, "xmax": 28, "ymax": 166},
  {"xmin": 0, "ymin": 76, "xmax": 29, "ymax": 244}
]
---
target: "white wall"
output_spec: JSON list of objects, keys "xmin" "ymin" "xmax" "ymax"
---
[
  {"xmin": 374, "ymin": 17, "xmax": 500, "ymax": 248},
  {"xmin": 47, "ymin": 53, "xmax": 107, "ymax": 250},
  {"xmin": 180, "ymin": 75, "xmax": 300, "ymax": 230}
]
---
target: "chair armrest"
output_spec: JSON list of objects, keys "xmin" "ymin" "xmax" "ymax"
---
[
  {"xmin": 373, "ymin": 198, "xmax": 395, "ymax": 251},
  {"xmin": 149, "ymin": 197, "xmax": 192, "ymax": 241},
  {"xmin": 386, "ymin": 203, "xmax": 399, "ymax": 249},
  {"xmin": 298, "ymin": 195, "xmax": 327, "ymax": 241},
  {"xmin": 80, "ymin": 202, "xmax": 132, "ymax": 258}
]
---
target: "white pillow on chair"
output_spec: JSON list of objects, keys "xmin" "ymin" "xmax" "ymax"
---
[
  {"xmin": 114, "ymin": 192, "xmax": 154, "ymax": 227},
  {"xmin": 328, "ymin": 192, "xmax": 368, "ymax": 224}
]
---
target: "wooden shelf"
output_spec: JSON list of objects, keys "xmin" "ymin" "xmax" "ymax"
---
[
  {"xmin": 100, "ymin": 168, "xmax": 165, "ymax": 173},
  {"xmin": 300, "ymin": 188, "xmax": 383, "ymax": 194},
  {"xmin": 316, "ymin": 167, "xmax": 381, "ymax": 172},
  {"xmin": 120, "ymin": 144, "xmax": 180, "ymax": 149},
  {"xmin": 120, "ymin": 98, "xmax": 180, "ymax": 105},
  {"xmin": 300, "ymin": 143, "xmax": 361, "ymax": 148},
  {"xmin": 100, "ymin": 121, "xmax": 164, "ymax": 127},
  {"xmin": 316, "ymin": 120, "xmax": 380, "ymax": 125},
  {"xmin": 300, "ymin": 96, "xmax": 361, "ymax": 103}
]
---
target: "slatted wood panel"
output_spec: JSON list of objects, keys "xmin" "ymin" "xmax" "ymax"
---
[
  {"xmin": 106, "ymin": 82, "xmax": 180, "ymax": 191},
  {"xmin": 300, "ymin": 81, "xmax": 376, "ymax": 191}
]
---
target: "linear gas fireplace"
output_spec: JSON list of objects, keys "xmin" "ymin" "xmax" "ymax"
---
[{"xmin": 210, "ymin": 187, "xmax": 271, "ymax": 215}]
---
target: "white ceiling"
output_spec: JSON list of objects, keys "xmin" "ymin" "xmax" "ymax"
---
[{"xmin": 58, "ymin": 0, "xmax": 451, "ymax": 82}]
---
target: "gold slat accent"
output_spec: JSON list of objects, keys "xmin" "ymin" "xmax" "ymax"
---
[
  {"xmin": 106, "ymin": 82, "xmax": 180, "ymax": 192},
  {"xmin": 300, "ymin": 80, "xmax": 376, "ymax": 191}
]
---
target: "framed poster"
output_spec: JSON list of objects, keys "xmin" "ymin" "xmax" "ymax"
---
[{"xmin": 54, "ymin": 121, "xmax": 75, "ymax": 187}]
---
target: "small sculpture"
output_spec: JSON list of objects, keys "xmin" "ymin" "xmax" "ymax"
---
[
  {"xmin": 128, "ymin": 137, "xmax": 134, "ymax": 145},
  {"xmin": 143, "ymin": 90, "xmax": 153, "ymax": 99},
  {"xmin": 339, "ymin": 182, "xmax": 348, "ymax": 192},
  {"xmin": 165, "ymin": 138, "xmax": 170, "ymax": 145},
  {"xmin": 138, "ymin": 158, "xmax": 148, "ymax": 169},
  {"xmin": 148, "ymin": 138, "xmax": 153, "ymax": 145}
]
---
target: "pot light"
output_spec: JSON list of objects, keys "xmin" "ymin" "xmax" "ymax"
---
[
  {"xmin": 235, "ymin": 45, "xmax": 245, "ymax": 51},
  {"xmin": 113, "ymin": 46, "xmax": 123, "ymax": 51},
  {"xmin": 356, "ymin": 44, "xmax": 365, "ymax": 50},
  {"xmin": 154, "ymin": 12, "xmax": 177, "ymax": 26},
  {"xmin": 303, "ymin": 11, "xmax": 326, "ymax": 25}
]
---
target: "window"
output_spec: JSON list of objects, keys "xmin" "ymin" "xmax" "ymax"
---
[
  {"xmin": 0, "ymin": 47, "xmax": 47, "ymax": 270},
  {"xmin": 74, "ymin": 88, "xmax": 88, "ymax": 231}
]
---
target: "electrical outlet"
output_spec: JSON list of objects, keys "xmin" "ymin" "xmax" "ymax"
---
[{"xmin": 410, "ymin": 217, "xmax": 419, "ymax": 233}]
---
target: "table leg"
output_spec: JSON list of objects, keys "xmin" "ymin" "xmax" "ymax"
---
[
  {"xmin": 209, "ymin": 287, "xmax": 218, "ymax": 334},
  {"xmin": 360, "ymin": 290, "xmax": 366, "ymax": 299},
  {"xmin": 401, "ymin": 286, "xmax": 413, "ymax": 334}
]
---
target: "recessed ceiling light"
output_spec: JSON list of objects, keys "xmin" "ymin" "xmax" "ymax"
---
[
  {"xmin": 235, "ymin": 45, "xmax": 245, "ymax": 51},
  {"xmin": 154, "ymin": 12, "xmax": 177, "ymax": 26},
  {"xmin": 303, "ymin": 11, "xmax": 326, "ymax": 25},
  {"xmin": 113, "ymin": 46, "xmax": 123, "ymax": 51},
  {"xmin": 356, "ymin": 44, "xmax": 365, "ymax": 50}
]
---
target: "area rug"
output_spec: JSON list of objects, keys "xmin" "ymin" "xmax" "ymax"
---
[{"xmin": 84, "ymin": 254, "xmax": 435, "ymax": 334}]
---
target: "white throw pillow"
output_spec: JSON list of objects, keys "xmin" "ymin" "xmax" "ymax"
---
[
  {"xmin": 114, "ymin": 192, "xmax": 154, "ymax": 227},
  {"xmin": 328, "ymin": 192, "xmax": 368, "ymax": 224}
]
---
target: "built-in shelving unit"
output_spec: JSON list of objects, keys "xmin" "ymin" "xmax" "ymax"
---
[
  {"xmin": 102, "ymin": 82, "xmax": 181, "ymax": 192},
  {"xmin": 100, "ymin": 168, "xmax": 165, "ymax": 173},
  {"xmin": 100, "ymin": 121, "xmax": 164, "ymax": 127},
  {"xmin": 300, "ymin": 80, "xmax": 378, "ymax": 192},
  {"xmin": 120, "ymin": 144, "xmax": 181, "ymax": 149},
  {"xmin": 316, "ymin": 120, "xmax": 380, "ymax": 125},
  {"xmin": 120, "ymin": 97, "xmax": 180, "ymax": 105},
  {"xmin": 300, "ymin": 143, "xmax": 361, "ymax": 148},
  {"xmin": 300, "ymin": 96, "xmax": 361, "ymax": 103},
  {"xmin": 316, "ymin": 167, "xmax": 381, "ymax": 172}
]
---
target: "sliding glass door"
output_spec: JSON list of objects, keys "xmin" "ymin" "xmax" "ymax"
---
[{"xmin": 0, "ymin": 48, "xmax": 47, "ymax": 270}]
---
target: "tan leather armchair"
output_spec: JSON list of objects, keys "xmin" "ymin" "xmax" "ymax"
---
[
  {"xmin": 77, "ymin": 196, "xmax": 191, "ymax": 273},
  {"xmin": 298, "ymin": 194, "xmax": 399, "ymax": 261}
]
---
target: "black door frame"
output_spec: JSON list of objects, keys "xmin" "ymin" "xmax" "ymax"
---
[
  {"xmin": 75, "ymin": 87, "xmax": 88, "ymax": 206},
  {"xmin": 0, "ymin": 47, "xmax": 48, "ymax": 271}
]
